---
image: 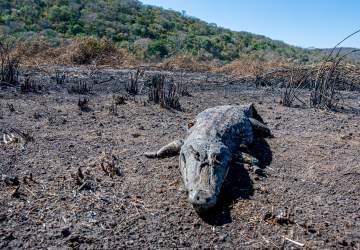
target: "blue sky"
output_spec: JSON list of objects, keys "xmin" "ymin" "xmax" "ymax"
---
[{"xmin": 140, "ymin": 0, "xmax": 360, "ymax": 49}]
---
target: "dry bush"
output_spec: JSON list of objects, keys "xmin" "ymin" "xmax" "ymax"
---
[
  {"xmin": 310, "ymin": 61, "xmax": 352, "ymax": 109},
  {"xmin": 14, "ymin": 37, "xmax": 137, "ymax": 67},
  {"xmin": 86, "ymin": 152, "xmax": 122, "ymax": 178},
  {"xmin": 108, "ymin": 95, "xmax": 127, "ymax": 116},
  {"xmin": 13, "ymin": 38, "xmax": 62, "ymax": 66},
  {"xmin": 0, "ymin": 41, "xmax": 20, "ymax": 85},
  {"xmin": 148, "ymin": 74, "xmax": 181, "ymax": 110},
  {"xmin": 14, "ymin": 38, "xmax": 53, "ymax": 58},
  {"xmin": 215, "ymin": 56, "xmax": 287, "ymax": 77},
  {"xmin": 14, "ymin": 37, "xmax": 135, "ymax": 67},
  {"xmin": 280, "ymin": 66, "xmax": 309, "ymax": 107},
  {"xmin": 275, "ymin": 60, "xmax": 360, "ymax": 109},
  {"xmin": 158, "ymin": 54, "xmax": 211, "ymax": 72},
  {"xmin": 163, "ymin": 81, "xmax": 181, "ymax": 110},
  {"xmin": 63, "ymin": 37, "xmax": 116, "ymax": 65},
  {"xmin": 96, "ymin": 47, "xmax": 138, "ymax": 68},
  {"xmin": 148, "ymin": 74, "xmax": 165, "ymax": 104},
  {"xmin": 178, "ymin": 84, "xmax": 191, "ymax": 97},
  {"xmin": 58, "ymin": 37, "xmax": 137, "ymax": 67},
  {"xmin": 68, "ymin": 80, "xmax": 92, "ymax": 94},
  {"xmin": 78, "ymin": 97, "xmax": 90, "ymax": 112},
  {"xmin": 53, "ymin": 70, "xmax": 66, "ymax": 85},
  {"xmin": 20, "ymin": 75, "xmax": 42, "ymax": 93},
  {"xmin": 125, "ymin": 68, "xmax": 144, "ymax": 95},
  {"xmin": 284, "ymin": 30, "xmax": 360, "ymax": 110}
]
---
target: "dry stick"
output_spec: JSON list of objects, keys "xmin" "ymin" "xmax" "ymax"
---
[
  {"xmin": 315, "ymin": 29, "xmax": 360, "ymax": 85},
  {"xmin": 283, "ymin": 237, "xmax": 305, "ymax": 247},
  {"xmin": 313, "ymin": 51, "xmax": 360, "ymax": 108},
  {"xmin": 326, "ymin": 28, "xmax": 360, "ymax": 60},
  {"xmin": 320, "ymin": 52, "xmax": 354, "ymax": 108},
  {"xmin": 313, "ymin": 29, "xmax": 360, "ymax": 105},
  {"xmin": 284, "ymin": 66, "xmax": 310, "ymax": 106}
]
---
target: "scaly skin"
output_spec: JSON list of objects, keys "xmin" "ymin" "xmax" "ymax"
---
[{"xmin": 145, "ymin": 104, "xmax": 271, "ymax": 212}]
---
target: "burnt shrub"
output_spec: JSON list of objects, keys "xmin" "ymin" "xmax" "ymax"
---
[
  {"xmin": 68, "ymin": 80, "xmax": 92, "ymax": 94},
  {"xmin": 20, "ymin": 76, "xmax": 42, "ymax": 93},
  {"xmin": 0, "ymin": 41, "xmax": 20, "ymax": 85},
  {"xmin": 125, "ymin": 68, "xmax": 144, "ymax": 95},
  {"xmin": 148, "ymin": 74, "xmax": 181, "ymax": 110}
]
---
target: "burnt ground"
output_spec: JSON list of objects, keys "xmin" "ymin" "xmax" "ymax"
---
[{"xmin": 0, "ymin": 67, "xmax": 359, "ymax": 249}]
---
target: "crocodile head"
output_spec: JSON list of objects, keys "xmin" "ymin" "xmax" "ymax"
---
[{"xmin": 179, "ymin": 139, "xmax": 232, "ymax": 212}]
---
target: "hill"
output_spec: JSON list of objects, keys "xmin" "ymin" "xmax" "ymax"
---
[
  {"xmin": 0, "ymin": 0, "xmax": 322, "ymax": 63},
  {"xmin": 316, "ymin": 47, "xmax": 360, "ymax": 64}
]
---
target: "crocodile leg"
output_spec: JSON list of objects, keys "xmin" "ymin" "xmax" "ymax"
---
[
  {"xmin": 144, "ymin": 139, "xmax": 184, "ymax": 158},
  {"xmin": 234, "ymin": 152, "xmax": 264, "ymax": 174},
  {"xmin": 236, "ymin": 152, "xmax": 259, "ymax": 166}
]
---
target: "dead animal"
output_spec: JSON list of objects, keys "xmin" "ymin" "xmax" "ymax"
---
[{"xmin": 144, "ymin": 104, "xmax": 271, "ymax": 212}]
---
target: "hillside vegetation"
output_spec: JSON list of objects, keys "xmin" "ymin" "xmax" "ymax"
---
[{"xmin": 0, "ymin": 0, "xmax": 323, "ymax": 63}]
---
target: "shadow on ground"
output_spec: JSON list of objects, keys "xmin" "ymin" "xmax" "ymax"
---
[{"xmin": 198, "ymin": 137, "xmax": 272, "ymax": 226}]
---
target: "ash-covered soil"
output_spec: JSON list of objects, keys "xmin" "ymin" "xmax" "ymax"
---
[{"xmin": 1, "ymin": 67, "xmax": 359, "ymax": 249}]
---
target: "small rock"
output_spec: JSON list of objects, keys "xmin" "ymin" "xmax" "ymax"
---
[
  {"xmin": 307, "ymin": 227, "xmax": 317, "ymax": 234},
  {"xmin": 61, "ymin": 228, "xmax": 71, "ymax": 238},
  {"xmin": 263, "ymin": 211, "xmax": 273, "ymax": 221},
  {"xmin": 275, "ymin": 209, "xmax": 293, "ymax": 225},
  {"xmin": 338, "ymin": 240, "xmax": 348, "ymax": 247},
  {"xmin": 3, "ymin": 232, "xmax": 15, "ymax": 241},
  {"xmin": 131, "ymin": 133, "xmax": 141, "ymax": 138},
  {"xmin": 264, "ymin": 209, "xmax": 294, "ymax": 225},
  {"xmin": 0, "ymin": 214, "xmax": 7, "ymax": 222},
  {"xmin": 12, "ymin": 186, "xmax": 26, "ymax": 199},
  {"xmin": 193, "ymin": 222, "xmax": 201, "ymax": 229},
  {"xmin": 218, "ymin": 233, "xmax": 228, "ymax": 242},
  {"xmin": 257, "ymin": 186, "xmax": 269, "ymax": 194},
  {"xmin": 1, "ymin": 175, "xmax": 20, "ymax": 186},
  {"xmin": 79, "ymin": 180, "xmax": 96, "ymax": 191}
]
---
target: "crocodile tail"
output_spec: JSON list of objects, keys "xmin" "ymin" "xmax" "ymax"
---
[
  {"xmin": 249, "ymin": 103, "xmax": 264, "ymax": 123},
  {"xmin": 249, "ymin": 104, "xmax": 272, "ymax": 137},
  {"xmin": 144, "ymin": 151, "xmax": 158, "ymax": 158}
]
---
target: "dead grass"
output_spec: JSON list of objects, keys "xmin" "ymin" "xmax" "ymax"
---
[
  {"xmin": 60, "ymin": 37, "xmax": 136, "ymax": 66},
  {"xmin": 7, "ymin": 38, "xmax": 360, "ymax": 98},
  {"xmin": 214, "ymin": 56, "xmax": 288, "ymax": 76},
  {"xmin": 20, "ymin": 75, "xmax": 42, "ymax": 93},
  {"xmin": 125, "ymin": 68, "xmax": 145, "ymax": 95},
  {"xmin": 148, "ymin": 74, "xmax": 182, "ymax": 110},
  {"xmin": 157, "ymin": 54, "xmax": 212, "ymax": 72},
  {"xmin": 13, "ymin": 38, "xmax": 61, "ymax": 66},
  {"xmin": 0, "ymin": 41, "xmax": 20, "ymax": 85},
  {"xmin": 14, "ymin": 37, "xmax": 138, "ymax": 68}
]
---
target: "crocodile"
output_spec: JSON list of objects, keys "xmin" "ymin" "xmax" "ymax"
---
[{"xmin": 144, "ymin": 104, "xmax": 271, "ymax": 212}]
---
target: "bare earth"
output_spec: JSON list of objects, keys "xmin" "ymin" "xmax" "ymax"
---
[{"xmin": 1, "ymin": 68, "xmax": 359, "ymax": 249}]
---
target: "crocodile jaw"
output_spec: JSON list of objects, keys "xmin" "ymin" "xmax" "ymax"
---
[{"xmin": 179, "ymin": 140, "xmax": 231, "ymax": 211}]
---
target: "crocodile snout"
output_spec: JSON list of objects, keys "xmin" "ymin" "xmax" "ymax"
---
[{"xmin": 188, "ymin": 189, "xmax": 217, "ymax": 211}]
